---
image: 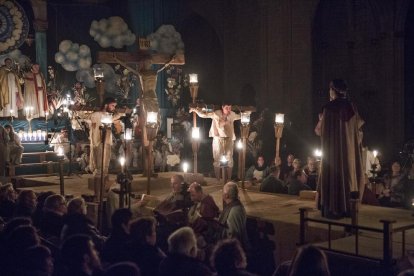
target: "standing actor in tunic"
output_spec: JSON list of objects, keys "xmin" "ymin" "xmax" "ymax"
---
[
  {"xmin": 190, "ymin": 103, "xmax": 241, "ymax": 181},
  {"xmin": 24, "ymin": 63, "xmax": 48, "ymax": 118}
]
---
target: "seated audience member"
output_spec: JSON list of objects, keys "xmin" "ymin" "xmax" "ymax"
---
[
  {"xmin": 102, "ymin": 208, "xmax": 132, "ymax": 264},
  {"xmin": 32, "ymin": 191, "xmax": 55, "ymax": 228},
  {"xmin": 285, "ymin": 158, "xmax": 303, "ymax": 185},
  {"xmin": 4, "ymin": 124, "xmax": 24, "ymax": 165},
  {"xmin": 0, "ymin": 183, "xmax": 17, "ymax": 221},
  {"xmin": 104, "ymin": 262, "xmax": 140, "ymax": 276},
  {"xmin": 158, "ymin": 227, "xmax": 212, "ymax": 276},
  {"xmin": 211, "ymin": 239, "xmax": 256, "ymax": 276},
  {"xmin": 19, "ymin": 245, "xmax": 54, "ymax": 276},
  {"xmin": 154, "ymin": 174, "xmax": 192, "ymax": 216},
  {"xmin": 126, "ymin": 217, "xmax": 166, "ymax": 276},
  {"xmin": 303, "ymin": 156, "xmax": 319, "ymax": 190},
  {"xmin": 245, "ymin": 155, "xmax": 270, "ymax": 185},
  {"xmin": 61, "ymin": 197, "xmax": 106, "ymax": 251},
  {"xmin": 60, "ymin": 234, "xmax": 102, "ymax": 276},
  {"xmin": 280, "ymin": 154, "xmax": 294, "ymax": 181},
  {"xmin": 39, "ymin": 194, "xmax": 67, "ymax": 239},
  {"xmin": 379, "ymin": 161, "xmax": 408, "ymax": 208},
  {"xmin": 218, "ymin": 182, "xmax": 249, "ymax": 250},
  {"xmin": 14, "ymin": 189, "xmax": 37, "ymax": 218},
  {"xmin": 287, "ymin": 245, "xmax": 330, "ymax": 276},
  {"xmin": 287, "ymin": 171, "xmax": 311, "ymax": 196},
  {"xmin": 187, "ymin": 182, "xmax": 219, "ymax": 242},
  {"xmin": 5, "ymin": 225, "xmax": 41, "ymax": 274},
  {"xmin": 260, "ymin": 166, "xmax": 287, "ymax": 194}
]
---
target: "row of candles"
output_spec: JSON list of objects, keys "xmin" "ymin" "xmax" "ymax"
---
[{"xmin": 18, "ymin": 130, "xmax": 47, "ymax": 142}]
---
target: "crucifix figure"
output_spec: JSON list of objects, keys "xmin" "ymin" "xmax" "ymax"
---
[{"xmin": 97, "ymin": 42, "xmax": 185, "ymax": 176}]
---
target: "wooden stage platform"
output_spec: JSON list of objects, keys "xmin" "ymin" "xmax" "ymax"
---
[{"xmin": 18, "ymin": 172, "xmax": 414, "ymax": 266}]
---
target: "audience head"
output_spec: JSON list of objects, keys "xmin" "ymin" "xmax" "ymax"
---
[
  {"xmin": 0, "ymin": 183, "xmax": 16, "ymax": 202},
  {"xmin": 129, "ymin": 216, "xmax": 157, "ymax": 246},
  {"xmin": 2, "ymin": 216, "xmax": 32, "ymax": 238},
  {"xmin": 307, "ymin": 156, "xmax": 317, "ymax": 171},
  {"xmin": 16, "ymin": 190, "xmax": 37, "ymax": 214},
  {"xmin": 61, "ymin": 234, "xmax": 101, "ymax": 274},
  {"xmin": 35, "ymin": 191, "xmax": 55, "ymax": 211},
  {"xmin": 171, "ymin": 174, "xmax": 185, "ymax": 193},
  {"xmin": 211, "ymin": 239, "xmax": 247, "ymax": 275},
  {"xmin": 67, "ymin": 197, "xmax": 87, "ymax": 215},
  {"xmin": 21, "ymin": 245, "xmax": 54, "ymax": 275},
  {"xmin": 8, "ymin": 225, "xmax": 40, "ymax": 252},
  {"xmin": 104, "ymin": 262, "xmax": 140, "ymax": 276},
  {"xmin": 287, "ymin": 154, "xmax": 295, "ymax": 164},
  {"xmin": 391, "ymin": 161, "xmax": 402, "ymax": 175},
  {"xmin": 43, "ymin": 194, "xmax": 67, "ymax": 215},
  {"xmin": 188, "ymin": 182, "xmax": 203, "ymax": 202},
  {"xmin": 288, "ymin": 245, "xmax": 330, "ymax": 276},
  {"xmin": 168, "ymin": 226, "xmax": 197, "ymax": 258},
  {"xmin": 223, "ymin": 182, "xmax": 239, "ymax": 204},
  {"xmin": 257, "ymin": 155, "xmax": 265, "ymax": 167},
  {"xmin": 292, "ymin": 159, "xmax": 302, "ymax": 170},
  {"xmin": 111, "ymin": 208, "xmax": 132, "ymax": 234}
]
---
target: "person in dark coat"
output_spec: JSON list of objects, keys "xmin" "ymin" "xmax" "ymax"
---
[
  {"xmin": 158, "ymin": 227, "xmax": 212, "ymax": 276},
  {"xmin": 315, "ymin": 79, "xmax": 364, "ymax": 219},
  {"xmin": 101, "ymin": 208, "xmax": 132, "ymax": 264},
  {"xmin": 126, "ymin": 216, "xmax": 166, "ymax": 276}
]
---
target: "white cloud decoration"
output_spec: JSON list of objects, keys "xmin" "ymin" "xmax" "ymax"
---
[
  {"xmin": 55, "ymin": 40, "xmax": 92, "ymax": 72},
  {"xmin": 89, "ymin": 16, "xmax": 136, "ymax": 49},
  {"xmin": 147, "ymin": 25, "xmax": 184, "ymax": 55},
  {"xmin": 0, "ymin": 49, "xmax": 30, "ymax": 66}
]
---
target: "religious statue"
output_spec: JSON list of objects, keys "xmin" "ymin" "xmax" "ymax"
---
[
  {"xmin": 24, "ymin": 63, "xmax": 48, "ymax": 118},
  {"xmin": 0, "ymin": 58, "xmax": 24, "ymax": 117}
]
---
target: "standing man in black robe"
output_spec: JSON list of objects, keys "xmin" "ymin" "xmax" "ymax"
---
[{"xmin": 315, "ymin": 79, "xmax": 365, "ymax": 219}]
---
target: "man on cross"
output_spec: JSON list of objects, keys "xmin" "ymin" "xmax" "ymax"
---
[{"xmin": 190, "ymin": 102, "xmax": 240, "ymax": 181}]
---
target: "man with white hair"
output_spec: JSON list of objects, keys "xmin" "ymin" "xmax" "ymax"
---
[
  {"xmin": 218, "ymin": 182, "xmax": 249, "ymax": 250},
  {"xmin": 158, "ymin": 226, "xmax": 212, "ymax": 276}
]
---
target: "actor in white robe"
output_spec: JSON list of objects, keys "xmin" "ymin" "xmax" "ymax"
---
[
  {"xmin": 24, "ymin": 64, "xmax": 48, "ymax": 118},
  {"xmin": 0, "ymin": 58, "xmax": 24, "ymax": 117}
]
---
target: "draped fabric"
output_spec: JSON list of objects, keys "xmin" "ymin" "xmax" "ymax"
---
[{"xmin": 317, "ymin": 98, "xmax": 365, "ymax": 219}]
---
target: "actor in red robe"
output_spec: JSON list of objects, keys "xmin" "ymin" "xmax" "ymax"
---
[{"xmin": 315, "ymin": 79, "xmax": 365, "ymax": 219}]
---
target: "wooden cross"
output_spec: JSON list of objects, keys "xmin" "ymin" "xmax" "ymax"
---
[
  {"xmin": 96, "ymin": 41, "xmax": 185, "ymax": 146},
  {"xmin": 96, "ymin": 40, "xmax": 185, "ymax": 182}
]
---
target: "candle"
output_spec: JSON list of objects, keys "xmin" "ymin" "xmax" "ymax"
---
[
  {"xmin": 275, "ymin": 113, "xmax": 285, "ymax": 124},
  {"xmin": 182, "ymin": 162, "xmax": 189, "ymax": 173},
  {"xmin": 146, "ymin": 111, "xmax": 158, "ymax": 124},
  {"xmin": 191, "ymin": 127, "xmax": 200, "ymax": 140},
  {"xmin": 241, "ymin": 112, "xmax": 250, "ymax": 125},
  {"xmin": 57, "ymin": 146, "xmax": 64, "ymax": 157},
  {"xmin": 189, "ymin": 73, "xmax": 198, "ymax": 84},
  {"xmin": 124, "ymin": 128, "xmax": 132, "ymax": 140},
  {"xmin": 236, "ymin": 140, "xmax": 243, "ymax": 150}
]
